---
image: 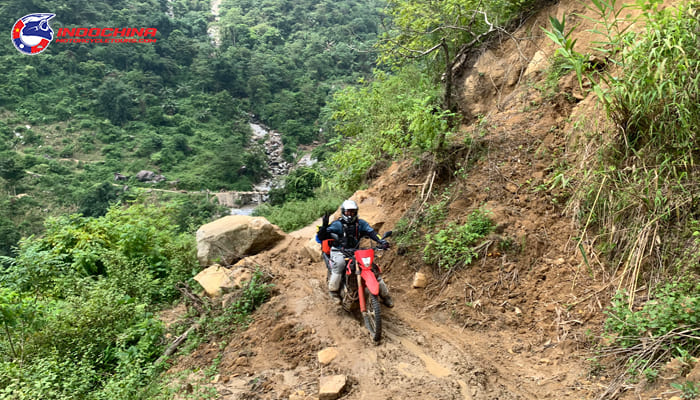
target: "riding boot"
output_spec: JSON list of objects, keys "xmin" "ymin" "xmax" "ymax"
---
[
  {"xmin": 378, "ymin": 279, "xmax": 394, "ymax": 308},
  {"xmin": 328, "ymin": 272, "xmax": 343, "ymax": 305},
  {"xmin": 329, "ymin": 290, "xmax": 342, "ymax": 305}
]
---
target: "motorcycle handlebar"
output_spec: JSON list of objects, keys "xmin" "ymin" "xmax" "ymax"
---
[{"xmin": 341, "ymin": 243, "xmax": 390, "ymax": 257}]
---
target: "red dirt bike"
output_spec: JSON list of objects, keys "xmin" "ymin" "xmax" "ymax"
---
[{"xmin": 321, "ymin": 232, "xmax": 392, "ymax": 342}]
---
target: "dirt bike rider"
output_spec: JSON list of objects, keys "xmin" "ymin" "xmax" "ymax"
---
[{"xmin": 318, "ymin": 200, "xmax": 394, "ymax": 307}]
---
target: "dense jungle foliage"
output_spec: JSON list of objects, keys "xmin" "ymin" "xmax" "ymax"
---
[
  {"xmin": 0, "ymin": 204, "xmax": 194, "ymax": 399},
  {"xmin": 0, "ymin": 202, "xmax": 273, "ymax": 399},
  {"xmin": 0, "ymin": 0, "xmax": 552, "ymax": 395},
  {"xmin": 0, "ymin": 0, "xmax": 384, "ymax": 397},
  {"xmin": 0, "ymin": 0, "xmax": 383, "ymax": 254},
  {"xmin": 2, "ymin": 0, "xmax": 697, "ymax": 397}
]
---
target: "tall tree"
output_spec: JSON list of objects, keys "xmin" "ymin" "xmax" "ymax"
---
[
  {"xmin": 0, "ymin": 152, "xmax": 24, "ymax": 196},
  {"xmin": 378, "ymin": 0, "xmax": 520, "ymax": 112}
]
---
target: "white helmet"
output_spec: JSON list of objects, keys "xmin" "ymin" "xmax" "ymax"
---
[{"xmin": 340, "ymin": 200, "xmax": 358, "ymax": 223}]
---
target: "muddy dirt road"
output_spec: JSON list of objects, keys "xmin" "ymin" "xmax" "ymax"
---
[{"xmin": 186, "ymin": 194, "xmax": 600, "ymax": 400}]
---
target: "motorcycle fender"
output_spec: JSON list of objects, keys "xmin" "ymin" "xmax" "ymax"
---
[{"xmin": 361, "ymin": 269, "xmax": 380, "ymax": 295}]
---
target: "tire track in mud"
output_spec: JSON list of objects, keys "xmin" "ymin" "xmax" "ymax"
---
[
  {"xmin": 383, "ymin": 309, "xmax": 540, "ymax": 400},
  {"xmin": 214, "ymin": 210, "xmax": 580, "ymax": 399},
  {"xmin": 277, "ymin": 242, "xmax": 534, "ymax": 400},
  {"xmin": 382, "ymin": 310, "xmax": 533, "ymax": 400}
]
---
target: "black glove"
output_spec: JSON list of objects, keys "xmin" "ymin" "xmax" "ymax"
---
[
  {"xmin": 368, "ymin": 230, "xmax": 389, "ymax": 249},
  {"xmin": 317, "ymin": 212, "xmax": 331, "ymax": 240}
]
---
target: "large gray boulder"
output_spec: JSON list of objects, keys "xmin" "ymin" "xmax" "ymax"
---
[
  {"xmin": 135, "ymin": 170, "xmax": 166, "ymax": 183},
  {"xmin": 135, "ymin": 170, "xmax": 156, "ymax": 181},
  {"xmin": 196, "ymin": 215, "xmax": 285, "ymax": 266}
]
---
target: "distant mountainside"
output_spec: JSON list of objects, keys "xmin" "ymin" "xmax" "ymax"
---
[{"xmin": 0, "ymin": 0, "xmax": 384, "ymax": 254}]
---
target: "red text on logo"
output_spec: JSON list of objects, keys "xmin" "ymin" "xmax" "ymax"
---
[{"xmin": 57, "ymin": 27, "xmax": 157, "ymax": 37}]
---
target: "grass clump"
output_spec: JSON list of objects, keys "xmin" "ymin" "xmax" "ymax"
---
[
  {"xmin": 585, "ymin": 1, "xmax": 699, "ymax": 294},
  {"xmin": 599, "ymin": 280, "xmax": 700, "ymax": 391},
  {"xmin": 423, "ymin": 209, "xmax": 495, "ymax": 271},
  {"xmin": 207, "ymin": 269, "xmax": 274, "ymax": 335},
  {"xmin": 546, "ymin": 0, "xmax": 700, "ymax": 291},
  {"xmin": 604, "ymin": 280, "xmax": 700, "ymax": 349}
]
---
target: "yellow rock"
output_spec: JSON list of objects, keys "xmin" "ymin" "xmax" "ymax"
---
[
  {"xmin": 317, "ymin": 347, "xmax": 339, "ymax": 365},
  {"xmin": 289, "ymin": 390, "xmax": 306, "ymax": 400},
  {"xmin": 319, "ymin": 375, "xmax": 347, "ymax": 400},
  {"xmin": 412, "ymin": 272, "xmax": 428, "ymax": 288},
  {"xmin": 194, "ymin": 264, "xmax": 232, "ymax": 297}
]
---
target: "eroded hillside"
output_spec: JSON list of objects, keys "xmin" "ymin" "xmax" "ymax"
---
[{"xmin": 164, "ymin": 0, "xmax": 697, "ymax": 399}]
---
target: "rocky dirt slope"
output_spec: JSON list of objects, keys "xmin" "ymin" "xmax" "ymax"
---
[
  {"xmin": 171, "ymin": 160, "xmax": 605, "ymax": 399},
  {"xmin": 166, "ymin": 0, "xmax": 695, "ymax": 399}
]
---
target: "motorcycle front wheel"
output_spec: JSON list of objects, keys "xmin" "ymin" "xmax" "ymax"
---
[{"xmin": 363, "ymin": 290, "xmax": 382, "ymax": 342}]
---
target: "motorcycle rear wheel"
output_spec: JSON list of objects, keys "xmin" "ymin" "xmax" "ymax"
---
[{"xmin": 363, "ymin": 291, "xmax": 382, "ymax": 342}]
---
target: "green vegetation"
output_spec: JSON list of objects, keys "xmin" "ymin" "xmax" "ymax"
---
[
  {"xmin": 541, "ymin": 15, "xmax": 587, "ymax": 90},
  {"xmin": 242, "ymin": 6, "xmax": 477, "ymax": 229},
  {"xmin": 254, "ymin": 6, "xmax": 517, "ymax": 231},
  {"xmin": 0, "ymin": 203, "xmax": 196, "ymax": 399},
  {"xmin": 254, "ymin": 189, "xmax": 348, "ymax": 232},
  {"xmin": 394, "ymin": 187, "xmax": 452, "ymax": 253},
  {"xmin": 378, "ymin": 0, "xmax": 535, "ymax": 111},
  {"xmin": 148, "ymin": 270, "xmax": 273, "ymax": 400},
  {"xmin": 423, "ymin": 209, "xmax": 495, "ymax": 271},
  {"xmin": 545, "ymin": 0, "xmax": 700, "ymax": 383},
  {"xmin": 671, "ymin": 381, "xmax": 699, "ymax": 400},
  {"xmin": 217, "ymin": 0, "xmax": 383, "ymax": 147},
  {"xmin": 202, "ymin": 269, "xmax": 273, "ymax": 336},
  {"xmin": 602, "ymin": 280, "xmax": 699, "ymax": 388},
  {"xmin": 7, "ymin": 0, "xmax": 698, "ymax": 395},
  {"xmin": 0, "ymin": 202, "xmax": 272, "ymax": 399},
  {"xmin": 0, "ymin": 0, "xmax": 384, "ymax": 254},
  {"xmin": 0, "ymin": 0, "xmax": 546, "ymax": 397},
  {"xmin": 0, "ymin": 0, "xmax": 541, "ymax": 253},
  {"xmin": 324, "ymin": 65, "xmax": 454, "ymax": 191},
  {"xmin": 318, "ymin": 0, "xmax": 538, "ymax": 194},
  {"xmin": 605, "ymin": 281, "xmax": 699, "ymax": 348},
  {"xmin": 267, "ymin": 166, "xmax": 323, "ymax": 206},
  {"xmin": 583, "ymin": 0, "xmax": 698, "ymax": 295}
]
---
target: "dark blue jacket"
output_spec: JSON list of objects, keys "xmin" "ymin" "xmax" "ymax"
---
[{"xmin": 327, "ymin": 219, "xmax": 377, "ymax": 249}]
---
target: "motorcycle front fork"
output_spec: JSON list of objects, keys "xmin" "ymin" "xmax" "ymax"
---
[{"xmin": 357, "ymin": 274, "xmax": 367, "ymax": 312}]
